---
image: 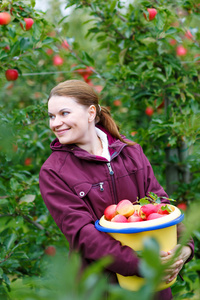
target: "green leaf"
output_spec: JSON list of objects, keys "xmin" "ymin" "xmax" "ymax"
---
[
  {"xmin": 165, "ymin": 27, "xmax": 177, "ymax": 35},
  {"xmin": 10, "ymin": 41, "xmax": 20, "ymax": 56},
  {"xmin": 20, "ymin": 37, "xmax": 31, "ymax": 51},
  {"xmin": 42, "ymin": 37, "xmax": 54, "ymax": 45},
  {"xmin": 11, "ymin": 251, "xmax": 29, "ymax": 259},
  {"xmin": 19, "ymin": 194, "xmax": 36, "ymax": 204},
  {"xmin": 119, "ymin": 48, "xmax": 128, "ymax": 65},
  {"xmin": 5, "ymin": 233, "xmax": 17, "ymax": 251},
  {"xmin": 0, "ymin": 52, "xmax": 8, "ymax": 60},
  {"xmin": 165, "ymin": 65, "xmax": 172, "ymax": 79},
  {"xmin": 10, "ymin": 178, "xmax": 20, "ymax": 191},
  {"xmin": 156, "ymin": 11, "xmax": 165, "ymax": 30},
  {"xmin": 81, "ymin": 51, "xmax": 94, "ymax": 65},
  {"xmin": 0, "ymin": 268, "xmax": 3, "ymax": 278}
]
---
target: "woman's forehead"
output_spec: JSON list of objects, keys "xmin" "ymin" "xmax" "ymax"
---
[{"xmin": 48, "ymin": 96, "xmax": 85, "ymax": 112}]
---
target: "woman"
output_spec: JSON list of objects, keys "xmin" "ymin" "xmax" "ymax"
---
[{"xmin": 39, "ymin": 80, "xmax": 194, "ymax": 299}]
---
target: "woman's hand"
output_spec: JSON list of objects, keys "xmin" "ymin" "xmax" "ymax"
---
[{"xmin": 160, "ymin": 244, "xmax": 192, "ymax": 284}]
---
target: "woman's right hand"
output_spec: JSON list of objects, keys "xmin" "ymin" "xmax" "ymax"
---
[{"xmin": 160, "ymin": 249, "xmax": 184, "ymax": 284}]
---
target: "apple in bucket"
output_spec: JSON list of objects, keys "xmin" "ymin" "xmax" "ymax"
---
[{"xmin": 103, "ymin": 194, "xmax": 173, "ymax": 223}]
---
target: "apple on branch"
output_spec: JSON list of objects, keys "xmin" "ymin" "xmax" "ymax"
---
[
  {"xmin": 0, "ymin": 12, "xmax": 11, "ymax": 25},
  {"xmin": 5, "ymin": 69, "xmax": 19, "ymax": 81},
  {"xmin": 177, "ymin": 203, "xmax": 187, "ymax": 211},
  {"xmin": 145, "ymin": 106, "xmax": 154, "ymax": 116},
  {"xmin": 53, "ymin": 55, "xmax": 64, "ymax": 66},
  {"xmin": 20, "ymin": 18, "xmax": 34, "ymax": 31},
  {"xmin": 113, "ymin": 100, "xmax": 122, "ymax": 107},
  {"xmin": 143, "ymin": 8, "xmax": 157, "ymax": 21},
  {"xmin": 176, "ymin": 45, "xmax": 187, "ymax": 56},
  {"xmin": 44, "ymin": 245, "xmax": 56, "ymax": 256}
]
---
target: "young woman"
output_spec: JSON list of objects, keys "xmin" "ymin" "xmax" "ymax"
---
[{"xmin": 39, "ymin": 79, "xmax": 194, "ymax": 300}]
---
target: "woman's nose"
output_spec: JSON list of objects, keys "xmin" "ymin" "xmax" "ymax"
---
[{"xmin": 51, "ymin": 116, "xmax": 63, "ymax": 128}]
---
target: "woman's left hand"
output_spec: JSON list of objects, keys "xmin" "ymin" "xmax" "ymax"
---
[{"xmin": 160, "ymin": 244, "xmax": 192, "ymax": 284}]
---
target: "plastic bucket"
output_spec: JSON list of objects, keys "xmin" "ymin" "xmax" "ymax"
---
[{"xmin": 95, "ymin": 205, "xmax": 184, "ymax": 291}]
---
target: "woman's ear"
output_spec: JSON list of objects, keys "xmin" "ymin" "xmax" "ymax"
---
[{"xmin": 88, "ymin": 105, "xmax": 96, "ymax": 123}]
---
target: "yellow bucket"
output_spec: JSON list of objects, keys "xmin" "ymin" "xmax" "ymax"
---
[{"xmin": 95, "ymin": 205, "xmax": 184, "ymax": 291}]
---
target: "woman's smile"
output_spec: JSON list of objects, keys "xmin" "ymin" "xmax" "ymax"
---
[{"xmin": 55, "ymin": 128, "xmax": 70, "ymax": 136}]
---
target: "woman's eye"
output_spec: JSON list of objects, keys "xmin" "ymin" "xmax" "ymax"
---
[
  {"xmin": 48, "ymin": 115, "xmax": 55, "ymax": 119},
  {"xmin": 62, "ymin": 111, "xmax": 69, "ymax": 116}
]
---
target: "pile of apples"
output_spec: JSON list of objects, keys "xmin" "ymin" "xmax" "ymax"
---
[{"xmin": 104, "ymin": 199, "xmax": 172, "ymax": 223}]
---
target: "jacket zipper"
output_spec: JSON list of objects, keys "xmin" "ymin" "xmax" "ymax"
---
[
  {"xmin": 93, "ymin": 182, "xmax": 104, "ymax": 192},
  {"xmin": 99, "ymin": 182, "xmax": 104, "ymax": 191},
  {"xmin": 107, "ymin": 162, "xmax": 117, "ymax": 204}
]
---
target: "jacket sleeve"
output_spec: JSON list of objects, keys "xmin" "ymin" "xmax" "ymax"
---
[
  {"xmin": 39, "ymin": 165, "xmax": 141, "ymax": 277},
  {"xmin": 139, "ymin": 145, "xmax": 194, "ymax": 262}
]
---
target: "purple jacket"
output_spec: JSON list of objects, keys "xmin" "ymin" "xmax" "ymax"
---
[{"xmin": 39, "ymin": 127, "xmax": 194, "ymax": 299}]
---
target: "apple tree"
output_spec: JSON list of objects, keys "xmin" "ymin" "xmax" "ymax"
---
[{"xmin": 0, "ymin": 0, "xmax": 71, "ymax": 296}]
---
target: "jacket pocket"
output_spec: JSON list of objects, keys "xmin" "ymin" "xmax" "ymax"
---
[
  {"xmin": 74, "ymin": 181, "xmax": 111, "ymax": 220},
  {"xmin": 74, "ymin": 182, "xmax": 92, "ymax": 198}
]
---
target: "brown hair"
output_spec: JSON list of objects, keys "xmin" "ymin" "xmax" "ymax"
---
[{"xmin": 48, "ymin": 80, "xmax": 136, "ymax": 146}]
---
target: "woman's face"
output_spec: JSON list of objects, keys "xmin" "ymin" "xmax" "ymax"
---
[{"xmin": 48, "ymin": 96, "xmax": 94, "ymax": 145}]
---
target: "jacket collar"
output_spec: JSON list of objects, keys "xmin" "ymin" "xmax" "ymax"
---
[{"xmin": 50, "ymin": 125, "xmax": 127, "ymax": 161}]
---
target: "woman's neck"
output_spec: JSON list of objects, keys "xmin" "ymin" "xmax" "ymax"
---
[{"xmin": 76, "ymin": 129, "xmax": 103, "ymax": 156}]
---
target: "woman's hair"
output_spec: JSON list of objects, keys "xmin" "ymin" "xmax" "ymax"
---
[{"xmin": 48, "ymin": 79, "xmax": 136, "ymax": 146}]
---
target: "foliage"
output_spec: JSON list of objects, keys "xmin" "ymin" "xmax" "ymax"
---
[{"xmin": 0, "ymin": 0, "xmax": 200, "ymax": 298}]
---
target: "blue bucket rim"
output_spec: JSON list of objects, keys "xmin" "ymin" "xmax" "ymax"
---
[{"xmin": 95, "ymin": 214, "xmax": 184, "ymax": 233}]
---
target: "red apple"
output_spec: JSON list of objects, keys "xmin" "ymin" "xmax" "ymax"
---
[
  {"xmin": 176, "ymin": 45, "xmax": 187, "ymax": 56},
  {"xmin": 116, "ymin": 199, "xmax": 135, "ymax": 217},
  {"xmin": 93, "ymin": 85, "xmax": 103, "ymax": 93},
  {"xmin": 24, "ymin": 158, "xmax": 32, "ymax": 166},
  {"xmin": 111, "ymin": 215, "xmax": 128, "ymax": 223},
  {"xmin": 46, "ymin": 49, "xmax": 53, "ymax": 56},
  {"xmin": 5, "ymin": 69, "xmax": 19, "ymax": 81},
  {"xmin": 53, "ymin": 55, "xmax": 64, "ymax": 66},
  {"xmin": 147, "ymin": 213, "xmax": 163, "ymax": 220},
  {"xmin": 113, "ymin": 100, "xmax": 122, "ymax": 106},
  {"xmin": 143, "ymin": 8, "xmax": 157, "ymax": 21},
  {"xmin": 127, "ymin": 215, "xmax": 143, "ymax": 222},
  {"xmin": 139, "ymin": 204, "xmax": 158, "ymax": 219},
  {"xmin": 0, "ymin": 12, "xmax": 11, "ymax": 25},
  {"xmin": 4, "ymin": 45, "xmax": 10, "ymax": 51},
  {"xmin": 131, "ymin": 131, "xmax": 137, "ymax": 137},
  {"xmin": 21, "ymin": 18, "xmax": 34, "ymax": 31},
  {"xmin": 145, "ymin": 106, "xmax": 154, "ymax": 116},
  {"xmin": 177, "ymin": 203, "xmax": 187, "ymax": 211},
  {"xmin": 44, "ymin": 246, "xmax": 56, "ymax": 256},
  {"xmin": 79, "ymin": 66, "xmax": 93, "ymax": 76},
  {"xmin": 169, "ymin": 39, "xmax": 177, "ymax": 46},
  {"xmin": 82, "ymin": 73, "xmax": 91, "ymax": 83},
  {"xmin": 155, "ymin": 204, "xmax": 171, "ymax": 215},
  {"xmin": 104, "ymin": 204, "xmax": 117, "ymax": 221}
]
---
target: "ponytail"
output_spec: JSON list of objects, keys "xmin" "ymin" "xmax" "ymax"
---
[{"xmin": 96, "ymin": 106, "xmax": 136, "ymax": 146}]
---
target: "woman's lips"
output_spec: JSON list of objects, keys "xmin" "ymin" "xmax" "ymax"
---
[{"xmin": 55, "ymin": 129, "xmax": 70, "ymax": 136}]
